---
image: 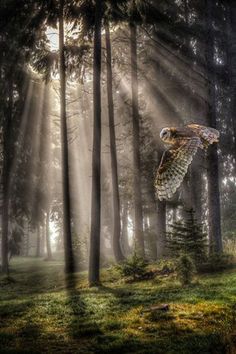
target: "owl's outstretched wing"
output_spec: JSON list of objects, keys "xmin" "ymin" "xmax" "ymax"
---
[
  {"xmin": 155, "ymin": 137, "xmax": 201, "ymax": 201},
  {"xmin": 187, "ymin": 124, "xmax": 219, "ymax": 148}
]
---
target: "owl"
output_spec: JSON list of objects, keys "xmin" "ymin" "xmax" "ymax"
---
[{"xmin": 155, "ymin": 124, "xmax": 219, "ymax": 201}]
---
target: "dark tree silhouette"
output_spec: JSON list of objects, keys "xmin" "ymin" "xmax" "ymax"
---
[
  {"xmin": 105, "ymin": 22, "xmax": 125, "ymax": 262},
  {"xmin": 59, "ymin": 0, "xmax": 75, "ymax": 272},
  {"xmin": 89, "ymin": 0, "xmax": 102, "ymax": 286},
  {"xmin": 36, "ymin": 226, "xmax": 41, "ymax": 257},
  {"xmin": 130, "ymin": 22, "xmax": 144, "ymax": 257},
  {"xmin": 205, "ymin": 0, "xmax": 222, "ymax": 254},
  {"xmin": 228, "ymin": 0, "xmax": 236, "ymax": 165},
  {"xmin": 1, "ymin": 77, "xmax": 13, "ymax": 274}
]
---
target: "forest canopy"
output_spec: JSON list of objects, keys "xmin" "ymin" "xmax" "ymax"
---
[
  {"xmin": 0, "ymin": 0, "xmax": 235, "ymax": 282},
  {"xmin": 1, "ymin": 1, "xmax": 236, "ymax": 353}
]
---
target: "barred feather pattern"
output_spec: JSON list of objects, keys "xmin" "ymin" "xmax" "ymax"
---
[
  {"xmin": 155, "ymin": 137, "xmax": 201, "ymax": 201},
  {"xmin": 187, "ymin": 124, "xmax": 219, "ymax": 148}
]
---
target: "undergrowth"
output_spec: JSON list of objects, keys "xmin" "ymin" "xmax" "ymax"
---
[{"xmin": 0, "ymin": 257, "xmax": 236, "ymax": 353}]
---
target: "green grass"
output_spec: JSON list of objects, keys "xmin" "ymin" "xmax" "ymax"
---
[{"xmin": 1, "ymin": 257, "xmax": 236, "ymax": 353}]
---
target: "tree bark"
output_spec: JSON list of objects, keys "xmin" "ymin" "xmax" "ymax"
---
[
  {"xmin": 190, "ymin": 164, "xmax": 203, "ymax": 222},
  {"xmin": 121, "ymin": 200, "xmax": 130, "ymax": 256},
  {"xmin": 59, "ymin": 0, "xmax": 75, "ymax": 273},
  {"xmin": 228, "ymin": 1, "xmax": 236, "ymax": 165},
  {"xmin": 205, "ymin": 0, "xmax": 222, "ymax": 253},
  {"xmin": 155, "ymin": 149, "xmax": 166, "ymax": 258},
  {"xmin": 105, "ymin": 23, "xmax": 124, "ymax": 262},
  {"xmin": 1, "ymin": 77, "xmax": 13, "ymax": 274},
  {"xmin": 148, "ymin": 202, "xmax": 158, "ymax": 260},
  {"xmin": 156, "ymin": 199, "xmax": 166, "ymax": 258},
  {"xmin": 89, "ymin": 0, "xmax": 102, "ymax": 286},
  {"xmin": 130, "ymin": 23, "xmax": 144, "ymax": 257}
]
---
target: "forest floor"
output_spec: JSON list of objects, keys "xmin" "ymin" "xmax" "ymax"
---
[{"xmin": 1, "ymin": 258, "xmax": 236, "ymax": 354}]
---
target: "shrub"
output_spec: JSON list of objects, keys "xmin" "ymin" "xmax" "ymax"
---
[
  {"xmin": 198, "ymin": 253, "xmax": 234, "ymax": 273},
  {"xmin": 116, "ymin": 252, "xmax": 148, "ymax": 281},
  {"xmin": 166, "ymin": 209, "xmax": 208, "ymax": 270},
  {"xmin": 176, "ymin": 254, "xmax": 195, "ymax": 286},
  {"xmin": 223, "ymin": 236, "xmax": 236, "ymax": 256},
  {"xmin": 156, "ymin": 259, "xmax": 175, "ymax": 274}
]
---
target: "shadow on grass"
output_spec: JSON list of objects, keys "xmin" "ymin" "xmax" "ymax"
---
[
  {"xmin": 99, "ymin": 275, "xmax": 236, "ymax": 308},
  {"xmin": 82, "ymin": 282, "xmax": 232, "ymax": 353},
  {"xmin": 1, "ymin": 259, "xmax": 235, "ymax": 353},
  {"xmin": 65, "ymin": 273, "xmax": 102, "ymax": 351},
  {"xmin": 0, "ymin": 300, "xmax": 34, "ymax": 319},
  {"xmin": 0, "ymin": 298, "xmax": 44, "ymax": 353},
  {"xmin": 0, "ymin": 260, "xmax": 66, "ymax": 353},
  {"xmin": 89, "ymin": 332, "xmax": 228, "ymax": 354},
  {"xmin": 1, "ymin": 261, "xmax": 66, "ymax": 301}
]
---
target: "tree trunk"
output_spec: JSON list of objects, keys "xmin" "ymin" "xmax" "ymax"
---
[
  {"xmin": 1, "ymin": 77, "xmax": 13, "ymax": 274},
  {"xmin": 145, "ymin": 182, "xmax": 159, "ymax": 260},
  {"xmin": 156, "ymin": 199, "xmax": 166, "ymax": 258},
  {"xmin": 41, "ymin": 222, "xmax": 45, "ymax": 257},
  {"xmin": 105, "ymin": 23, "xmax": 124, "ymax": 262},
  {"xmin": 89, "ymin": 0, "xmax": 102, "ymax": 286},
  {"xmin": 182, "ymin": 165, "xmax": 203, "ymax": 223},
  {"xmin": 182, "ymin": 0, "xmax": 203, "ymax": 224},
  {"xmin": 205, "ymin": 0, "xmax": 222, "ymax": 254},
  {"xmin": 59, "ymin": 0, "xmax": 75, "ymax": 273},
  {"xmin": 190, "ymin": 164, "xmax": 203, "ymax": 222},
  {"xmin": 25, "ymin": 221, "xmax": 30, "ymax": 256},
  {"xmin": 121, "ymin": 200, "xmax": 130, "ymax": 256},
  {"xmin": 155, "ymin": 149, "xmax": 166, "ymax": 258},
  {"xmin": 130, "ymin": 23, "xmax": 144, "ymax": 257},
  {"xmin": 182, "ymin": 173, "xmax": 192, "ymax": 218},
  {"xmin": 148, "ymin": 203, "xmax": 158, "ymax": 260},
  {"xmin": 1, "ymin": 163, "xmax": 10, "ymax": 273},
  {"xmin": 207, "ymin": 146, "xmax": 222, "ymax": 253},
  {"xmin": 228, "ymin": 1, "xmax": 236, "ymax": 164},
  {"xmin": 45, "ymin": 212, "xmax": 53, "ymax": 260},
  {"xmin": 36, "ymin": 225, "xmax": 41, "ymax": 257}
]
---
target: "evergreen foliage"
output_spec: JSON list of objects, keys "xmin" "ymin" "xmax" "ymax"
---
[
  {"xmin": 116, "ymin": 251, "xmax": 148, "ymax": 281},
  {"xmin": 198, "ymin": 253, "xmax": 234, "ymax": 273},
  {"xmin": 176, "ymin": 254, "xmax": 195, "ymax": 286},
  {"xmin": 166, "ymin": 209, "xmax": 208, "ymax": 270}
]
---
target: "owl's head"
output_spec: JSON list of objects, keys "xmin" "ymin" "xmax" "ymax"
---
[{"xmin": 160, "ymin": 127, "xmax": 172, "ymax": 142}]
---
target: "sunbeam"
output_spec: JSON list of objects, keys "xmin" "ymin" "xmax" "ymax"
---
[{"xmin": 1, "ymin": 1, "xmax": 236, "ymax": 352}]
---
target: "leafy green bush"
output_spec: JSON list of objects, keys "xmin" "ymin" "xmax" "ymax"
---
[
  {"xmin": 116, "ymin": 252, "xmax": 148, "ymax": 281},
  {"xmin": 176, "ymin": 254, "xmax": 195, "ymax": 286}
]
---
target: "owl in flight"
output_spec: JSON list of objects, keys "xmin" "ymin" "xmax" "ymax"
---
[{"xmin": 155, "ymin": 124, "xmax": 219, "ymax": 201}]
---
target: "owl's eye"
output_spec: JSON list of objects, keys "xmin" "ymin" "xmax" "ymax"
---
[
  {"xmin": 160, "ymin": 128, "xmax": 170, "ymax": 140},
  {"xmin": 162, "ymin": 130, "xmax": 169, "ymax": 138}
]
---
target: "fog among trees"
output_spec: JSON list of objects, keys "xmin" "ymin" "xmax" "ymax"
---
[{"xmin": 1, "ymin": 1, "xmax": 236, "ymax": 353}]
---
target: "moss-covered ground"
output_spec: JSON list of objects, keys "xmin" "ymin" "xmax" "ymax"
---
[{"xmin": 1, "ymin": 257, "xmax": 236, "ymax": 353}]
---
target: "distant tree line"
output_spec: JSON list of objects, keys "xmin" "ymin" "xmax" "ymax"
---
[{"xmin": 0, "ymin": 0, "xmax": 235, "ymax": 285}]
